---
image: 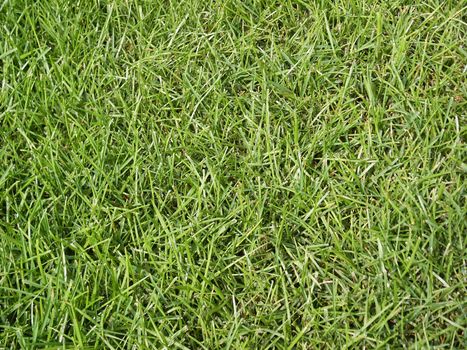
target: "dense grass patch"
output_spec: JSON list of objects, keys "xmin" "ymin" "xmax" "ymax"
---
[{"xmin": 1, "ymin": 0, "xmax": 465, "ymax": 348}]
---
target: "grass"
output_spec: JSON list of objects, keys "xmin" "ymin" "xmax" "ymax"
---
[{"xmin": 0, "ymin": 0, "xmax": 466, "ymax": 348}]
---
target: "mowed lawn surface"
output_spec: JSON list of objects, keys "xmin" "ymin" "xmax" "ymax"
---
[{"xmin": 1, "ymin": 0, "xmax": 466, "ymax": 348}]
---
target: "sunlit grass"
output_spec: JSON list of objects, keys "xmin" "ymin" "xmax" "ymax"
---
[{"xmin": 0, "ymin": 0, "xmax": 465, "ymax": 348}]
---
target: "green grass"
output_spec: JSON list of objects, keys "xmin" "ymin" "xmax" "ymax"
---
[{"xmin": 0, "ymin": 0, "xmax": 466, "ymax": 348}]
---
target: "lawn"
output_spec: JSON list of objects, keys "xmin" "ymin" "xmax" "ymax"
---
[{"xmin": 0, "ymin": 0, "xmax": 466, "ymax": 348}]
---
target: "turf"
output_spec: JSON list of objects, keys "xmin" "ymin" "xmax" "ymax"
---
[{"xmin": 0, "ymin": 0, "xmax": 466, "ymax": 348}]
